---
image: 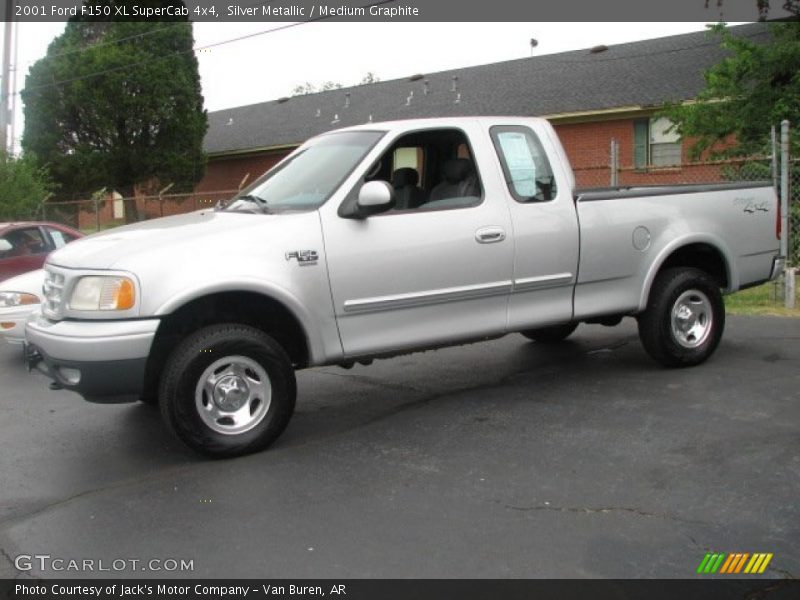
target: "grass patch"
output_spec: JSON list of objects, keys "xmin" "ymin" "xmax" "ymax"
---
[{"xmin": 726, "ymin": 281, "xmax": 800, "ymax": 317}]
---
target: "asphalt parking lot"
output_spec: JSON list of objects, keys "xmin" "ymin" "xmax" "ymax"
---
[{"xmin": 0, "ymin": 316, "xmax": 798, "ymax": 579}]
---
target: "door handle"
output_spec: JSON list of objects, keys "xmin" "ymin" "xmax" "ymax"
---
[{"xmin": 475, "ymin": 226, "xmax": 506, "ymax": 244}]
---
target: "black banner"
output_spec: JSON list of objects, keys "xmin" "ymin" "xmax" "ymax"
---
[
  {"xmin": 5, "ymin": 0, "xmax": 798, "ymax": 23},
  {"xmin": 3, "ymin": 579, "xmax": 800, "ymax": 600}
]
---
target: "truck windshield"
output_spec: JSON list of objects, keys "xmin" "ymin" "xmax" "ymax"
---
[{"xmin": 224, "ymin": 130, "xmax": 385, "ymax": 213}]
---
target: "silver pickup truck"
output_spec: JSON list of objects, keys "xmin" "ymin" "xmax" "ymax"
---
[{"xmin": 26, "ymin": 117, "xmax": 784, "ymax": 457}]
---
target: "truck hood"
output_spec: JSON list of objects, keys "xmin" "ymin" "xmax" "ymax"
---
[{"xmin": 47, "ymin": 210, "xmax": 313, "ymax": 271}]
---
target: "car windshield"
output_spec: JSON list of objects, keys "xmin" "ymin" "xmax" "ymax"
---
[{"xmin": 223, "ymin": 130, "xmax": 385, "ymax": 213}]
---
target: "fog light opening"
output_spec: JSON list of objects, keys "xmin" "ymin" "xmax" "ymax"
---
[{"xmin": 57, "ymin": 367, "xmax": 82, "ymax": 385}]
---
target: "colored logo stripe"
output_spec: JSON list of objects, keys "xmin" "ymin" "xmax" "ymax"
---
[
  {"xmin": 699, "ymin": 553, "xmax": 774, "ymax": 574},
  {"xmin": 697, "ymin": 553, "xmax": 726, "ymax": 573}
]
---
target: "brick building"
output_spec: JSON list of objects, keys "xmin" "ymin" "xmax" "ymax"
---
[{"xmin": 197, "ymin": 23, "xmax": 770, "ymax": 195}]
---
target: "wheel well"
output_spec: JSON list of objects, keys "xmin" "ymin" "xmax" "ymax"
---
[
  {"xmin": 657, "ymin": 243, "xmax": 729, "ymax": 288},
  {"xmin": 141, "ymin": 291, "xmax": 309, "ymax": 402}
]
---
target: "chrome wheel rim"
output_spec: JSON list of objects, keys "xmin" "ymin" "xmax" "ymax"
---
[
  {"xmin": 195, "ymin": 355, "xmax": 272, "ymax": 435},
  {"xmin": 670, "ymin": 290, "xmax": 713, "ymax": 349}
]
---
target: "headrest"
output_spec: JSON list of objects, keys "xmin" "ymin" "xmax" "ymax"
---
[
  {"xmin": 443, "ymin": 158, "xmax": 472, "ymax": 184},
  {"xmin": 392, "ymin": 167, "xmax": 419, "ymax": 188}
]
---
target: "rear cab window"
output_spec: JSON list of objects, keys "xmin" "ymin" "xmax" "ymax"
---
[{"xmin": 490, "ymin": 125, "xmax": 558, "ymax": 202}]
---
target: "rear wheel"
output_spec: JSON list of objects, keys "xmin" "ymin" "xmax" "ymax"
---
[
  {"xmin": 159, "ymin": 324, "xmax": 296, "ymax": 458},
  {"xmin": 521, "ymin": 322, "xmax": 579, "ymax": 343},
  {"xmin": 637, "ymin": 267, "xmax": 725, "ymax": 368}
]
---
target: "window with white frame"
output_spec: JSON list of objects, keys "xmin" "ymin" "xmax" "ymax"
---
[{"xmin": 634, "ymin": 117, "xmax": 682, "ymax": 168}]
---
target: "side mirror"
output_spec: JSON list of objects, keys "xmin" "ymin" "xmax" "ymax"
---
[
  {"xmin": 0, "ymin": 239, "xmax": 11, "ymax": 253},
  {"xmin": 353, "ymin": 180, "xmax": 395, "ymax": 218}
]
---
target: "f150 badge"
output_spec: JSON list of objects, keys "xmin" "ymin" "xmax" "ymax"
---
[{"xmin": 285, "ymin": 250, "xmax": 319, "ymax": 265}]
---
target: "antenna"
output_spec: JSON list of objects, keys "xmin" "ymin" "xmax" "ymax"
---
[{"xmin": 530, "ymin": 38, "xmax": 538, "ymax": 56}]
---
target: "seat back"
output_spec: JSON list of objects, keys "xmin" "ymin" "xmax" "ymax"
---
[
  {"xmin": 429, "ymin": 159, "xmax": 479, "ymax": 203},
  {"xmin": 391, "ymin": 168, "xmax": 427, "ymax": 210}
]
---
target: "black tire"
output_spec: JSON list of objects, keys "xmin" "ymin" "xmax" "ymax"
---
[
  {"xmin": 521, "ymin": 322, "xmax": 579, "ymax": 343},
  {"xmin": 159, "ymin": 324, "xmax": 296, "ymax": 458},
  {"xmin": 637, "ymin": 267, "xmax": 725, "ymax": 368}
]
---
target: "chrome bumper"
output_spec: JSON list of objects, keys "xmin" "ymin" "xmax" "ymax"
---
[
  {"xmin": 769, "ymin": 256, "xmax": 787, "ymax": 280},
  {"xmin": 25, "ymin": 314, "xmax": 160, "ymax": 402}
]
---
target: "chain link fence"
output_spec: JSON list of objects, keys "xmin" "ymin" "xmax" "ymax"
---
[
  {"xmin": 788, "ymin": 158, "xmax": 800, "ymax": 267},
  {"xmin": 40, "ymin": 189, "xmax": 238, "ymax": 232}
]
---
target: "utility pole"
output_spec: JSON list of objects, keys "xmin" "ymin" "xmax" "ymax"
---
[
  {"xmin": 0, "ymin": 0, "xmax": 13, "ymax": 155},
  {"xmin": 8, "ymin": 19, "xmax": 17, "ymax": 155},
  {"xmin": 780, "ymin": 120, "xmax": 794, "ymax": 309}
]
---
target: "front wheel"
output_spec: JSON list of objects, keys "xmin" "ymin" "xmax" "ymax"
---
[
  {"xmin": 159, "ymin": 324, "xmax": 296, "ymax": 458},
  {"xmin": 637, "ymin": 267, "xmax": 725, "ymax": 368}
]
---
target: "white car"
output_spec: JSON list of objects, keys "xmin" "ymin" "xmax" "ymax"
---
[{"xmin": 0, "ymin": 269, "xmax": 44, "ymax": 344}]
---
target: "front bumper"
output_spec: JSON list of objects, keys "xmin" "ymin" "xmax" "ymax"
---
[
  {"xmin": 25, "ymin": 315, "xmax": 160, "ymax": 403},
  {"xmin": 0, "ymin": 305, "xmax": 39, "ymax": 344}
]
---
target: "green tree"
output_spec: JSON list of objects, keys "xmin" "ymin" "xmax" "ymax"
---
[
  {"xmin": 291, "ymin": 73, "xmax": 379, "ymax": 96},
  {"xmin": 359, "ymin": 72, "xmax": 380, "ymax": 85},
  {"xmin": 21, "ymin": 1, "xmax": 207, "ymax": 221},
  {"xmin": 0, "ymin": 153, "xmax": 54, "ymax": 221},
  {"xmin": 706, "ymin": 1, "xmax": 799, "ymax": 19},
  {"xmin": 665, "ymin": 23, "xmax": 800, "ymax": 158},
  {"xmin": 292, "ymin": 81, "xmax": 343, "ymax": 95}
]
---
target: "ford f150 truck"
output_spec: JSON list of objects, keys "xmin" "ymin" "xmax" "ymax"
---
[{"xmin": 26, "ymin": 117, "xmax": 785, "ymax": 457}]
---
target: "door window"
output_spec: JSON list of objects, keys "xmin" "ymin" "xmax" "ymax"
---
[
  {"xmin": 361, "ymin": 128, "xmax": 483, "ymax": 213},
  {"xmin": 0, "ymin": 227, "xmax": 48, "ymax": 257},
  {"xmin": 491, "ymin": 126, "xmax": 558, "ymax": 202},
  {"xmin": 47, "ymin": 227, "xmax": 78, "ymax": 249}
]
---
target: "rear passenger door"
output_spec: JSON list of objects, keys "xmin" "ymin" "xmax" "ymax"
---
[
  {"xmin": 489, "ymin": 124, "xmax": 580, "ymax": 330},
  {"xmin": 322, "ymin": 125, "xmax": 514, "ymax": 358}
]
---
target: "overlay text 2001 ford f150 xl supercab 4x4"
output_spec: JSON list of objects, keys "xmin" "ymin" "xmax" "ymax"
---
[{"xmin": 25, "ymin": 117, "xmax": 785, "ymax": 457}]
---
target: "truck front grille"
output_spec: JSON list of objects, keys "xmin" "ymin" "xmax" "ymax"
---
[{"xmin": 42, "ymin": 268, "xmax": 66, "ymax": 320}]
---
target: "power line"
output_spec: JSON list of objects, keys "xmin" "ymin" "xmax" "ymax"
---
[
  {"xmin": 16, "ymin": 22, "xmax": 184, "ymax": 68},
  {"xmin": 16, "ymin": 1, "xmax": 281, "ymax": 68},
  {"xmin": 21, "ymin": 22, "xmax": 298, "ymax": 96},
  {"xmin": 18, "ymin": 0, "xmax": 395, "ymax": 98}
]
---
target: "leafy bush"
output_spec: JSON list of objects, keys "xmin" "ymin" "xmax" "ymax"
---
[{"xmin": 0, "ymin": 154, "xmax": 54, "ymax": 221}]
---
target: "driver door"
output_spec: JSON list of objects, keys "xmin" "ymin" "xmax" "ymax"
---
[{"xmin": 321, "ymin": 125, "xmax": 514, "ymax": 358}]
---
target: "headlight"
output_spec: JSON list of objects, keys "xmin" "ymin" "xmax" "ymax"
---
[
  {"xmin": 68, "ymin": 276, "xmax": 136, "ymax": 311},
  {"xmin": 0, "ymin": 292, "xmax": 40, "ymax": 308}
]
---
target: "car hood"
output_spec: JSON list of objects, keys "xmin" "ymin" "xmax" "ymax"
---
[
  {"xmin": 47, "ymin": 210, "xmax": 315, "ymax": 271},
  {"xmin": 0, "ymin": 268, "xmax": 46, "ymax": 299}
]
